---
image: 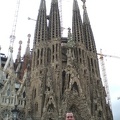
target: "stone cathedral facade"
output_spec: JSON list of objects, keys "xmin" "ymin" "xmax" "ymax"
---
[
  {"xmin": 25, "ymin": 0, "xmax": 113, "ymax": 119},
  {"xmin": 0, "ymin": 0, "xmax": 113, "ymax": 120}
]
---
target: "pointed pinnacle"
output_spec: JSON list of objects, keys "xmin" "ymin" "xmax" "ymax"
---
[
  {"xmin": 81, "ymin": 0, "xmax": 89, "ymax": 24},
  {"xmin": 25, "ymin": 34, "xmax": 31, "ymax": 55},
  {"xmin": 40, "ymin": 0, "xmax": 46, "ymax": 10},
  {"xmin": 83, "ymin": 2, "xmax": 90, "ymax": 23},
  {"xmin": 17, "ymin": 40, "xmax": 22, "ymax": 61},
  {"xmin": 73, "ymin": 0, "xmax": 79, "ymax": 10}
]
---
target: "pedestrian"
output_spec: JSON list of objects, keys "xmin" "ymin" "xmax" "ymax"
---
[{"xmin": 66, "ymin": 112, "xmax": 75, "ymax": 120}]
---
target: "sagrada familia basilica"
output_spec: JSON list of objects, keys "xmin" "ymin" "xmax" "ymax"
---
[{"xmin": 0, "ymin": 0, "xmax": 113, "ymax": 119}]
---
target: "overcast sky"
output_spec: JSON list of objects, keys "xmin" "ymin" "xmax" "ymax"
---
[{"xmin": 0, "ymin": 0, "xmax": 120, "ymax": 119}]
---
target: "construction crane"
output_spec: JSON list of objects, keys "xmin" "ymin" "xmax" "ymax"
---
[
  {"xmin": 10, "ymin": 0, "xmax": 21, "ymax": 48},
  {"xmin": 28, "ymin": 17, "xmax": 36, "ymax": 21},
  {"xmin": 3, "ymin": 0, "xmax": 19, "ymax": 76},
  {"xmin": 58, "ymin": 0, "xmax": 70, "ymax": 36},
  {"xmin": 4, "ymin": 0, "xmax": 20, "ymax": 72},
  {"xmin": 97, "ymin": 49, "xmax": 120, "ymax": 109}
]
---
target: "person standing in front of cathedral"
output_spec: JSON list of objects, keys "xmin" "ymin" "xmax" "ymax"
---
[{"xmin": 66, "ymin": 112, "xmax": 75, "ymax": 120}]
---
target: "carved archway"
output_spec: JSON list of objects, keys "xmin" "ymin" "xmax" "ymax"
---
[
  {"xmin": 71, "ymin": 82, "xmax": 79, "ymax": 94},
  {"xmin": 47, "ymin": 103, "xmax": 54, "ymax": 112}
]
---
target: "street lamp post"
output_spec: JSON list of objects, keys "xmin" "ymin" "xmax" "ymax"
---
[
  {"xmin": 11, "ymin": 83, "xmax": 20, "ymax": 120},
  {"xmin": 11, "ymin": 105, "xmax": 19, "ymax": 120}
]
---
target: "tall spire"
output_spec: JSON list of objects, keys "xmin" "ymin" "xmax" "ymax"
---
[
  {"xmin": 17, "ymin": 40, "xmax": 22, "ymax": 62},
  {"xmin": 82, "ymin": 0, "xmax": 96, "ymax": 52},
  {"xmin": 72, "ymin": 0, "xmax": 84, "ymax": 43},
  {"xmin": 49, "ymin": 0, "xmax": 61, "ymax": 39},
  {"xmin": 32, "ymin": 0, "xmax": 47, "ymax": 70},
  {"xmin": 73, "ymin": 0, "xmax": 79, "ymax": 10},
  {"xmin": 40, "ymin": 0, "xmax": 46, "ymax": 10},
  {"xmin": 82, "ymin": 0, "xmax": 90, "ymax": 24},
  {"xmin": 25, "ymin": 34, "xmax": 31, "ymax": 56},
  {"xmin": 34, "ymin": 0, "xmax": 47, "ymax": 44}
]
